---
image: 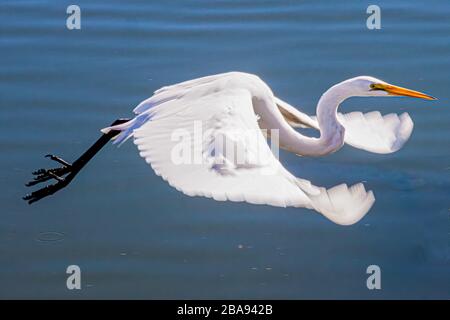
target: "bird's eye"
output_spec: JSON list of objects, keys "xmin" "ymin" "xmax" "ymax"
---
[{"xmin": 370, "ymin": 83, "xmax": 384, "ymax": 91}]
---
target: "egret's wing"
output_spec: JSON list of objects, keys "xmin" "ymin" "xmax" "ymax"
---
[
  {"xmin": 276, "ymin": 97, "xmax": 413, "ymax": 154},
  {"xmin": 133, "ymin": 73, "xmax": 225, "ymax": 114},
  {"xmin": 135, "ymin": 89, "xmax": 315, "ymax": 208},
  {"xmin": 275, "ymin": 97, "xmax": 319, "ymax": 129},
  {"xmin": 335, "ymin": 111, "xmax": 413, "ymax": 154},
  {"xmin": 104, "ymin": 87, "xmax": 374, "ymax": 225}
]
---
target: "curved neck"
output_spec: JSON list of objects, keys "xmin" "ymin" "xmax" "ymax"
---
[
  {"xmin": 274, "ymin": 83, "xmax": 348, "ymax": 157},
  {"xmin": 315, "ymin": 83, "xmax": 347, "ymax": 149}
]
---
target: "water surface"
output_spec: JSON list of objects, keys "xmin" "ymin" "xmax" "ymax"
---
[{"xmin": 0, "ymin": 0, "xmax": 449, "ymax": 299}]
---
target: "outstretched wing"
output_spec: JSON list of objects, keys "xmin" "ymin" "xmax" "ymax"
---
[
  {"xmin": 335, "ymin": 111, "xmax": 413, "ymax": 154},
  {"xmin": 276, "ymin": 97, "xmax": 414, "ymax": 154},
  {"xmin": 104, "ymin": 79, "xmax": 374, "ymax": 225}
]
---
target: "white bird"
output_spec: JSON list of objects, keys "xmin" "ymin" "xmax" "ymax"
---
[{"xmin": 24, "ymin": 72, "xmax": 436, "ymax": 225}]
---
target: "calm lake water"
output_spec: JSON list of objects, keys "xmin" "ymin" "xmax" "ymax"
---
[{"xmin": 0, "ymin": 0, "xmax": 449, "ymax": 299}]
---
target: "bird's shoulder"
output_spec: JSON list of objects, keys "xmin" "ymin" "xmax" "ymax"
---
[{"xmin": 156, "ymin": 71, "xmax": 270, "ymax": 98}]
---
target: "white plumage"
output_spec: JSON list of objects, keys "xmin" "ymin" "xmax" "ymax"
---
[
  {"xmin": 101, "ymin": 72, "xmax": 434, "ymax": 225},
  {"xmin": 275, "ymin": 97, "xmax": 414, "ymax": 154}
]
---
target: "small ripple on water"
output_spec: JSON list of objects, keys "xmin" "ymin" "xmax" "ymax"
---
[{"xmin": 36, "ymin": 231, "xmax": 65, "ymax": 242}]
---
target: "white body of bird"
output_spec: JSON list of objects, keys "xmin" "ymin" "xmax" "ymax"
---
[{"xmin": 101, "ymin": 72, "xmax": 434, "ymax": 225}]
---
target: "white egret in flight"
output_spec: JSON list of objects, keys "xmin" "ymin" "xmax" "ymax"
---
[{"xmin": 24, "ymin": 72, "xmax": 435, "ymax": 225}]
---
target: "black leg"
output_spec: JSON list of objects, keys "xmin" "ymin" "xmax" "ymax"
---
[{"xmin": 23, "ymin": 118, "xmax": 130, "ymax": 204}]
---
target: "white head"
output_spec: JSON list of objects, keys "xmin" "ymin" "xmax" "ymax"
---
[{"xmin": 336, "ymin": 76, "xmax": 436, "ymax": 100}]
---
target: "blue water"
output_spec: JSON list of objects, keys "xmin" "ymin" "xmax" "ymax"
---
[{"xmin": 0, "ymin": 0, "xmax": 449, "ymax": 299}]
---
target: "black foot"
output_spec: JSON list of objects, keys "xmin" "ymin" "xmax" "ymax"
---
[
  {"xmin": 23, "ymin": 154, "xmax": 73, "ymax": 204},
  {"xmin": 23, "ymin": 118, "xmax": 131, "ymax": 205}
]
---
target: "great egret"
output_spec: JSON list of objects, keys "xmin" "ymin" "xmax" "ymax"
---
[{"xmin": 23, "ymin": 72, "xmax": 435, "ymax": 225}]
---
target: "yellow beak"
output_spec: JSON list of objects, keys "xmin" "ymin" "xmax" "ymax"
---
[{"xmin": 374, "ymin": 83, "xmax": 437, "ymax": 100}]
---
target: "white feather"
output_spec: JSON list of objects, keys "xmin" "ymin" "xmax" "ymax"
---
[
  {"xmin": 276, "ymin": 97, "xmax": 414, "ymax": 154},
  {"xmin": 103, "ymin": 73, "xmax": 375, "ymax": 225}
]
